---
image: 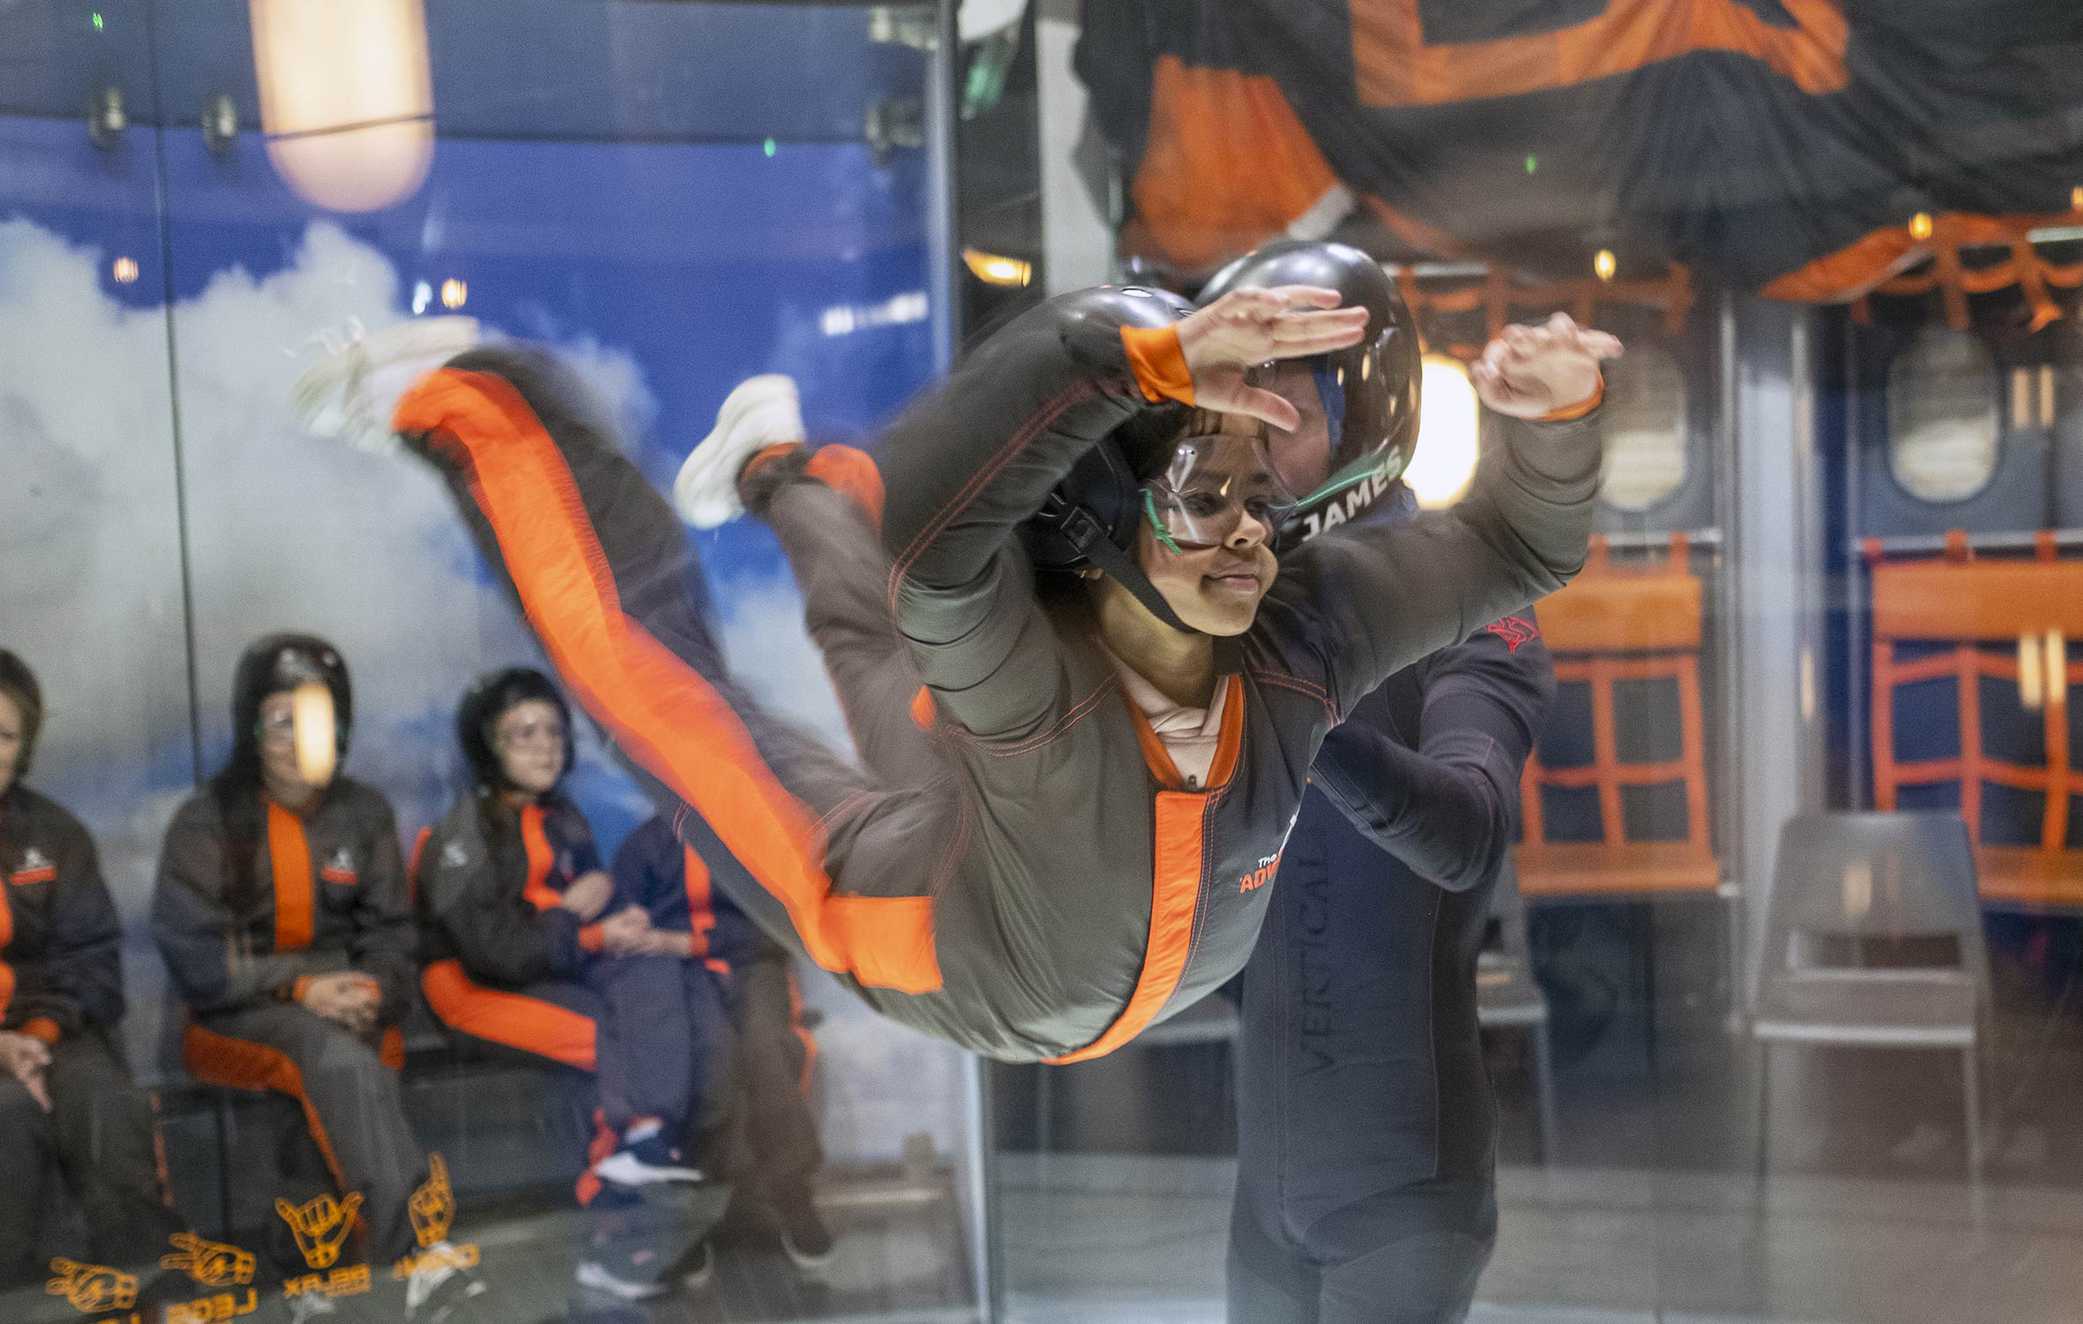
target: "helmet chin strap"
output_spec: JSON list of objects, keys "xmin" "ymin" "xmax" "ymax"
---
[{"xmin": 1046, "ymin": 497, "xmax": 1198, "ymax": 635}]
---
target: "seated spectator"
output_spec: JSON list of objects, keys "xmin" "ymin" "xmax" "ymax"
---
[
  {"xmin": 417, "ymin": 668, "xmax": 725, "ymax": 1301},
  {"xmin": 615, "ymin": 813, "xmax": 833, "ymax": 1271},
  {"xmin": 150, "ymin": 634, "xmax": 481, "ymax": 1319},
  {"xmin": 0, "ymin": 649, "xmax": 185, "ymax": 1290}
]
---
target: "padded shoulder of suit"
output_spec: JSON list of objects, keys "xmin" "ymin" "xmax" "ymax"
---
[{"xmin": 3, "ymin": 784, "xmax": 87, "ymax": 843}]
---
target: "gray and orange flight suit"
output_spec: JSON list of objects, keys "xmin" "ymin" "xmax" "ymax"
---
[
  {"xmin": 417, "ymin": 790, "xmax": 724, "ymax": 1202},
  {"xmin": 387, "ymin": 285, "xmax": 1599, "ymax": 1063},
  {"xmin": 150, "ymin": 777, "xmax": 427, "ymax": 1266},
  {"xmin": 0, "ymin": 783, "xmax": 183, "ymax": 1283},
  {"xmin": 614, "ymin": 814, "xmax": 821, "ymax": 1215}
]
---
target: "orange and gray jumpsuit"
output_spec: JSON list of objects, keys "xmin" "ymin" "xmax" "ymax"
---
[
  {"xmin": 390, "ymin": 289, "xmax": 1598, "ymax": 1063},
  {"xmin": 614, "ymin": 813, "xmax": 820, "ymax": 1208},
  {"xmin": 150, "ymin": 778, "xmax": 426, "ymax": 1266},
  {"xmin": 0, "ymin": 784, "xmax": 182, "ymax": 1282},
  {"xmin": 417, "ymin": 791, "xmax": 723, "ymax": 1178}
]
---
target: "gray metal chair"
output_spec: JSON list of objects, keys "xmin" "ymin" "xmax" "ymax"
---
[
  {"xmin": 1751, "ymin": 812, "xmax": 1992, "ymax": 1180},
  {"xmin": 1477, "ymin": 855, "xmax": 1560, "ymax": 1163}
]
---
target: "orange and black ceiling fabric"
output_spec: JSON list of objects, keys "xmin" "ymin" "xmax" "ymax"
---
[{"xmin": 1075, "ymin": 0, "xmax": 2083, "ymax": 300}]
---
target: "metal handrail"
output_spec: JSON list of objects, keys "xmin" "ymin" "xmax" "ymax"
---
[{"xmin": 1850, "ymin": 528, "xmax": 2083, "ymax": 557}]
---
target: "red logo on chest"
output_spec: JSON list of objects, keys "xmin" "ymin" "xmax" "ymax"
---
[
  {"xmin": 1484, "ymin": 616, "xmax": 1540, "ymax": 653},
  {"xmin": 1238, "ymin": 852, "xmax": 1283, "ymax": 894}
]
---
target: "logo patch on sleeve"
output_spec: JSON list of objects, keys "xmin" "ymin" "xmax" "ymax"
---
[{"xmin": 1484, "ymin": 616, "xmax": 1540, "ymax": 653}]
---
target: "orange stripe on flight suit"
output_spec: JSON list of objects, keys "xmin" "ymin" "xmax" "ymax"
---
[
  {"xmin": 681, "ymin": 846, "xmax": 718, "ymax": 958},
  {"xmin": 1119, "ymin": 324, "xmax": 1195, "ymax": 405},
  {"xmin": 394, "ymin": 368, "xmax": 941, "ymax": 995},
  {"xmin": 1049, "ymin": 680, "xmax": 1246, "ymax": 1064},
  {"xmin": 804, "ymin": 444, "xmax": 887, "ymax": 531},
  {"xmin": 909, "ymin": 686, "xmax": 937, "ymax": 731},
  {"xmin": 575, "ymin": 1111, "xmax": 617, "ymax": 1207},
  {"xmin": 420, "ymin": 958, "xmax": 597, "ymax": 1071},
  {"xmin": 184, "ymin": 1023, "xmax": 352, "ymax": 1196},
  {"xmin": 267, "ymin": 802, "xmax": 315, "ymax": 952},
  {"xmin": 519, "ymin": 804, "xmax": 561, "ymax": 912}
]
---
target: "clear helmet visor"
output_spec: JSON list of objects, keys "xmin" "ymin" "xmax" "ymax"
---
[{"xmin": 1140, "ymin": 431, "xmax": 1295, "ymax": 552}]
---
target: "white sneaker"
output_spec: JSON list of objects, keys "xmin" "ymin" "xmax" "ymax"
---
[
  {"xmin": 291, "ymin": 316, "xmax": 483, "ymax": 453},
  {"xmin": 287, "ymin": 1293, "xmax": 338, "ymax": 1323},
  {"xmin": 672, "ymin": 374, "xmax": 804, "ymax": 528},
  {"xmin": 404, "ymin": 1242, "xmax": 488, "ymax": 1321},
  {"xmin": 574, "ymin": 1257, "xmax": 672, "ymax": 1302}
]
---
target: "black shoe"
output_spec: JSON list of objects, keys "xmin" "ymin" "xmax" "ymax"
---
[{"xmin": 776, "ymin": 1193, "xmax": 835, "ymax": 1272}]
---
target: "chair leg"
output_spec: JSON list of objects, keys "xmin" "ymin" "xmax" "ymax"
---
[
  {"xmin": 1533, "ymin": 1022, "xmax": 1560, "ymax": 1166},
  {"xmin": 1962, "ymin": 1045, "xmax": 1984, "ymax": 1185},
  {"xmin": 1635, "ymin": 901, "xmax": 1662, "ymax": 1081},
  {"xmin": 214, "ymin": 1092, "xmax": 236, "ymax": 1238},
  {"xmin": 1753, "ymin": 1041, "xmax": 1772, "ymax": 1187}
]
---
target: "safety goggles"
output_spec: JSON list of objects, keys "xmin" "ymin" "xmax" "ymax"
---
[{"xmin": 1140, "ymin": 433, "xmax": 1296, "ymax": 552}]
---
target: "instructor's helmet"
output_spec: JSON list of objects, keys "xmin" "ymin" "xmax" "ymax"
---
[
  {"xmin": 228, "ymin": 633, "xmax": 353, "ymax": 780},
  {"xmin": 1195, "ymin": 240, "xmax": 1420, "ymax": 551},
  {"xmin": 456, "ymin": 666, "xmax": 575, "ymax": 792}
]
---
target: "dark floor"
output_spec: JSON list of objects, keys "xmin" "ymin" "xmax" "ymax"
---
[
  {"xmin": 17, "ymin": 901, "xmax": 2080, "ymax": 1321},
  {"xmin": 7, "ymin": 1172, "xmax": 979, "ymax": 1324}
]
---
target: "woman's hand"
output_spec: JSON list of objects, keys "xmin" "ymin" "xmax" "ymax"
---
[
  {"xmin": 1175, "ymin": 286, "xmax": 1369, "ymax": 430},
  {"xmin": 299, "ymin": 972, "xmax": 380, "ymax": 1034},
  {"xmin": 596, "ymin": 905, "xmax": 654, "ymax": 956},
  {"xmin": 0, "ymin": 1030, "xmax": 51, "ymax": 1112},
  {"xmin": 1470, "ymin": 313, "xmax": 1623, "ymax": 420},
  {"xmin": 558, "ymin": 870, "xmax": 614, "ymax": 922}
]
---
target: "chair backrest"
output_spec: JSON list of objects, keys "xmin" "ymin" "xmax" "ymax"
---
[
  {"xmin": 1761, "ymin": 812, "xmax": 1988, "ymax": 977},
  {"xmin": 1865, "ymin": 534, "xmax": 2083, "ymax": 904},
  {"xmin": 1517, "ymin": 532, "xmax": 1720, "ymax": 896},
  {"xmin": 407, "ymin": 824, "xmax": 433, "ymax": 907}
]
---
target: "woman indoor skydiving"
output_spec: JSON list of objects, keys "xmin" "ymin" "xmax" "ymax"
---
[{"xmin": 296, "ymin": 240, "xmax": 1617, "ymax": 1065}]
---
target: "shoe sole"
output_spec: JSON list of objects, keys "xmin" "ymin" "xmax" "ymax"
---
[
  {"xmin": 672, "ymin": 374, "xmax": 802, "ymax": 527},
  {"xmin": 591, "ymin": 1152, "xmax": 708, "ymax": 1188},
  {"xmin": 574, "ymin": 1260, "xmax": 673, "ymax": 1302},
  {"xmin": 780, "ymin": 1232, "xmax": 837, "ymax": 1273}
]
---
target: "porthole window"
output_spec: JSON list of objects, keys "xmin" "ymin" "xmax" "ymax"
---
[
  {"xmin": 1599, "ymin": 342, "xmax": 1688, "ymax": 513},
  {"xmin": 1887, "ymin": 328, "xmax": 2000, "ymax": 503}
]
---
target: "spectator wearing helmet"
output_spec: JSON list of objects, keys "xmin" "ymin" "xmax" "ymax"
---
[
  {"xmin": 613, "ymin": 812, "xmax": 833, "ymax": 1272},
  {"xmin": 0, "ymin": 649, "xmax": 186, "ymax": 1289},
  {"xmin": 150, "ymin": 635, "xmax": 480, "ymax": 1315},
  {"xmin": 417, "ymin": 668, "xmax": 725, "ymax": 1302}
]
